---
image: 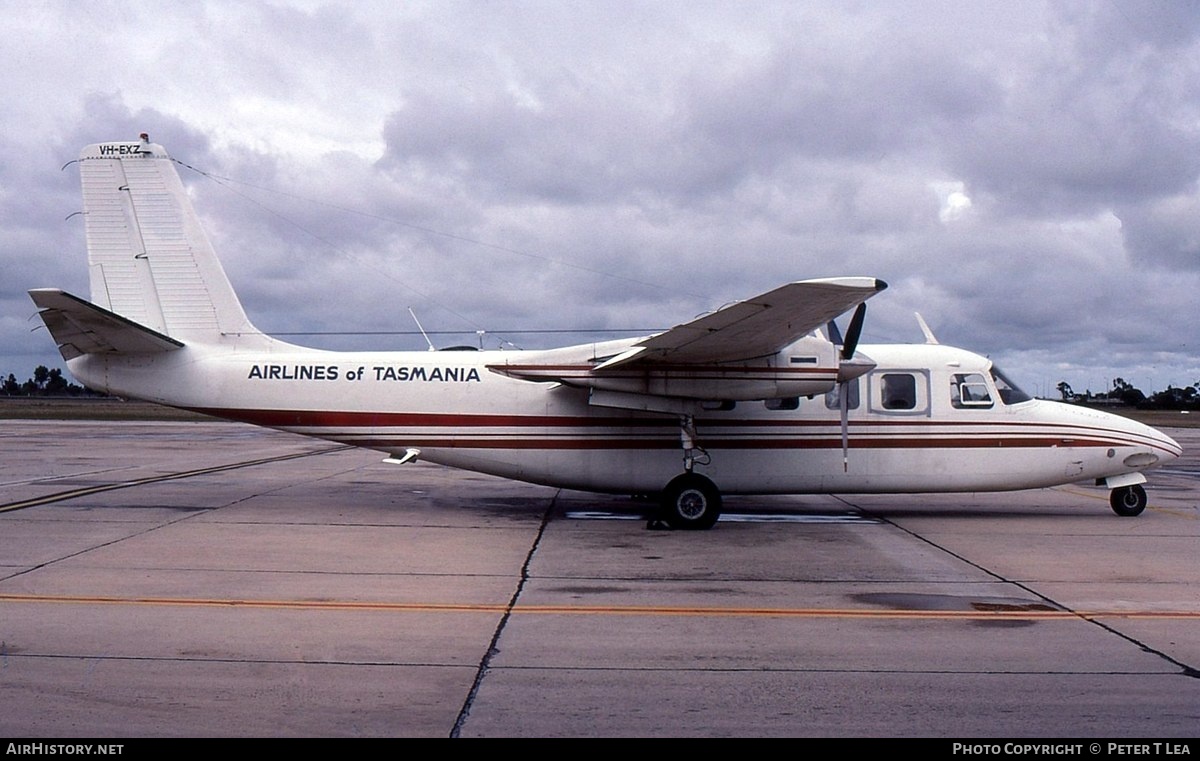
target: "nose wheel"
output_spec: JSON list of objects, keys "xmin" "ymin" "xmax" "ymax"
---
[{"xmin": 1110, "ymin": 484, "xmax": 1147, "ymax": 517}]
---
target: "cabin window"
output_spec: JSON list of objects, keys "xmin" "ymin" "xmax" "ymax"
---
[
  {"xmin": 880, "ymin": 373, "xmax": 917, "ymax": 410},
  {"xmin": 765, "ymin": 396, "xmax": 800, "ymax": 411},
  {"xmin": 952, "ymin": 373, "xmax": 994, "ymax": 409},
  {"xmin": 869, "ymin": 371, "xmax": 930, "ymax": 415},
  {"xmin": 825, "ymin": 378, "xmax": 860, "ymax": 410}
]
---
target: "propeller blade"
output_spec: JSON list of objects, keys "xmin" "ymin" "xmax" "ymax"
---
[
  {"xmin": 831, "ymin": 301, "xmax": 869, "ymax": 471},
  {"xmin": 840, "ymin": 380, "xmax": 850, "ymax": 473},
  {"xmin": 842, "ymin": 302, "xmax": 867, "ymax": 360},
  {"xmin": 826, "ymin": 319, "xmax": 844, "ymax": 348}
]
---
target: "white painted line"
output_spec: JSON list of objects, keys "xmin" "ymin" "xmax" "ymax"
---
[{"xmin": 564, "ymin": 511, "xmax": 880, "ymax": 524}]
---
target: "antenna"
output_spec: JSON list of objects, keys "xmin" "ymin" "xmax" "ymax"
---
[
  {"xmin": 914, "ymin": 312, "xmax": 939, "ymax": 345},
  {"xmin": 408, "ymin": 307, "xmax": 436, "ymax": 351}
]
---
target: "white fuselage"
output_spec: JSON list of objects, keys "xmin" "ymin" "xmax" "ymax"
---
[
  {"xmin": 67, "ymin": 338, "xmax": 1182, "ymax": 496},
  {"xmin": 38, "ymin": 141, "xmax": 1181, "ymax": 515}
]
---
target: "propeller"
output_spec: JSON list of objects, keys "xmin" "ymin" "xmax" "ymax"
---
[
  {"xmin": 841, "ymin": 302, "xmax": 867, "ymax": 361},
  {"xmin": 827, "ymin": 302, "xmax": 875, "ymax": 473}
]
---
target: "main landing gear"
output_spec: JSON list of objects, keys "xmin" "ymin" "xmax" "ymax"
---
[
  {"xmin": 659, "ymin": 472, "xmax": 722, "ymax": 530},
  {"xmin": 1109, "ymin": 484, "xmax": 1147, "ymax": 517},
  {"xmin": 648, "ymin": 414, "xmax": 723, "ymax": 530}
]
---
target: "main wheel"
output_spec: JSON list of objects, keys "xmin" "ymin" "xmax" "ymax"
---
[
  {"xmin": 1110, "ymin": 484, "xmax": 1147, "ymax": 517},
  {"xmin": 660, "ymin": 473, "xmax": 722, "ymax": 530}
]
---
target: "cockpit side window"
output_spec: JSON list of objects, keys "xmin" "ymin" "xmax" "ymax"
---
[
  {"xmin": 990, "ymin": 366, "xmax": 1033, "ymax": 405},
  {"xmin": 952, "ymin": 373, "xmax": 994, "ymax": 409}
]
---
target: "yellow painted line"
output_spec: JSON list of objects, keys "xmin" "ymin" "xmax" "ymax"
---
[
  {"xmin": 1148, "ymin": 506, "xmax": 1200, "ymax": 519},
  {"xmin": 0, "ymin": 446, "xmax": 351, "ymax": 513},
  {"xmin": 1057, "ymin": 486, "xmax": 1109, "ymax": 503},
  {"xmin": 1, "ymin": 594, "xmax": 1197, "ymax": 620}
]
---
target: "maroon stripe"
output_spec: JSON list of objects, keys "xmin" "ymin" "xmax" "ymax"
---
[
  {"xmin": 192, "ymin": 407, "xmax": 670, "ymax": 428},
  {"xmin": 490, "ymin": 364, "xmax": 838, "ymax": 375},
  {"xmin": 193, "ymin": 406, "xmax": 1097, "ymax": 431},
  {"xmin": 331, "ymin": 435, "xmax": 1120, "ymax": 451},
  {"xmin": 187, "ymin": 407, "xmax": 1171, "ymax": 453}
]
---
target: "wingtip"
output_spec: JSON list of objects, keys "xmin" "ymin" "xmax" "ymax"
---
[{"xmin": 797, "ymin": 277, "xmax": 888, "ymax": 292}]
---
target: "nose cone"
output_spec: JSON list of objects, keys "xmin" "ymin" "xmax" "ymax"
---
[
  {"xmin": 1151, "ymin": 427, "xmax": 1183, "ymax": 462},
  {"xmin": 1048, "ymin": 401, "xmax": 1183, "ymax": 467},
  {"xmin": 1114, "ymin": 414, "xmax": 1182, "ymax": 466}
]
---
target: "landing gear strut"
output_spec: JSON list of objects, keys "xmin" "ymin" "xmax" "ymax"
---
[
  {"xmin": 1110, "ymin": 484, "xmax": 1147, "ymax": 517},
  {"xmin": 678, "ymin": 414, "xmax": 709, "ymax": 473},
  {"xmin": 648, "ymin": 415, "xmax": 722, "ymax": 530}
]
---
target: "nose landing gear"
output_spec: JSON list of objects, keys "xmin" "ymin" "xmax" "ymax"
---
[{"xmin": 1110, "ymin": 484, "xmax": 1147, "ymax": 517}]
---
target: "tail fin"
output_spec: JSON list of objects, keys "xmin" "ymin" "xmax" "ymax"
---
[{"xmin": 76, "ymin": 138, "xmax": 258, "ymax": 343}]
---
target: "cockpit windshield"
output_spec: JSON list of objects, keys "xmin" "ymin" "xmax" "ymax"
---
[{"xmin": 989, "ymin": 366, "xmax": 1033, "ymax": 405}]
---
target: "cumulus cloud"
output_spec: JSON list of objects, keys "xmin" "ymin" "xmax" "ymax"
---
[
  {"xmin": 1118, "ymin": 191, "xmax": 1200, "ymax": 270},
  {"xmin": 3, "ymin": 0, "xmax": 1199, "ymax": 392}
]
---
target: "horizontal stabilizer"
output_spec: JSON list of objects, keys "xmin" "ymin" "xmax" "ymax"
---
[{"xmin": 29, "ymin": 288, "xmax": 184, "ymax": 360}]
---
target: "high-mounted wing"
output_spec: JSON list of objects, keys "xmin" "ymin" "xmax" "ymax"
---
[
  {"xmin": 489, "ymin": 277, "xmax": 887, "ymax": 402},
  {"xmin": 602, "ymin": 277, "xmax": 886, "ymax": 369}
]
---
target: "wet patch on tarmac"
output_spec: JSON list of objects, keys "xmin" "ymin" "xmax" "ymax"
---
[
  {"xmin": 544, "ymin": 585, "xmax": 633, "ymax": 595},
  {"xmin": 853, "ymin": 592, "xmax": 1062, "ymax": 628}
]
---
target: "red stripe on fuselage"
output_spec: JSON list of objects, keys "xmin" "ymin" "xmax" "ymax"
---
[
  {"xmin": 188, "ymin": 406, "xmax": 1169, "ymax": 450},
  {"xmin": 192, "ymin": 407, "xmax": 669, "ymax": 429},
  {"xmin": 323, "ymin": 435, "xmax": 1123, "ymax": 451},
  {"xmin": 185, "ymin": 407, "xmax": 1160, "ymax": 453}
]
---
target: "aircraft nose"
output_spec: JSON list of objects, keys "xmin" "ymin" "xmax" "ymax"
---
[
  {"xmin": 1130, "ymin": 423, "xmax": 1182, "ymax": 466},
  {"xmin": 1110, "ymin": 415, "xmax": 1182, "ymax": 467},
  {"xmin": 1155, "ymin": 429, "xmax": 1183, "ymax": 461}
]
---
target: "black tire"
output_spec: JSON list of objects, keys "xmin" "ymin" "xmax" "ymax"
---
[
  {"xmin": 660, "ymin": 473, "xmax": 722, "ymax": 530},
  {"xmin": 1110, "ymin": 484, "xmax": 1147, "ymax": 517}
]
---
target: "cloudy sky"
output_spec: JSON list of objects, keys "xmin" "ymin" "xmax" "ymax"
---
[{"xmin": 4, "ymin": 0, "xmax": 1199, "ymax": 398}]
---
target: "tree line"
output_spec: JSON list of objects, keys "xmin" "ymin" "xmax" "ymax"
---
[
  {"xmin": 2, "ymin": 365, "xmax": 99, "ymax": 397},
  {"xmin": 1056, "ymin": 377, "xmax": 1200, "ymax": 410}
]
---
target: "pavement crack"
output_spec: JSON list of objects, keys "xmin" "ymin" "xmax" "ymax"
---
[
  {"xmin": 450, "ymin": 489, "xmax": 557, "ymax": 738},
  {"xmin": 844, "ymin": 496, "xmax": 1200, "ymax": 681}
]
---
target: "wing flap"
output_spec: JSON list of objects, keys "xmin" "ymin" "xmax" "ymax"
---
[{"xmin": 29, "ymin": 289, "xmax": 184, "ymax": 360}]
